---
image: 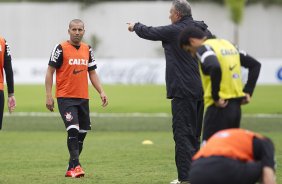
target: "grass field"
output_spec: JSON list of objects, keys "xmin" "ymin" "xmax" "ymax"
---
[
  {"xmin": 0, "ymin": 85, "xmax": 281, "ymax": 184},
  {"xmin": 7, "ymin": 84, "xmax": 282, "ymax": 113}
]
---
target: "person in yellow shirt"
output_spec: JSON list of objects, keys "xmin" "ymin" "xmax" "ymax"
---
[{"xmin": 179, "ymin": 27, "xmax": 261, "ymax": 142}]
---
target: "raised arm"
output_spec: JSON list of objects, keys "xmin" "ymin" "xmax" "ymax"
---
[{"xmin": 128, "ymin": 22, "xmax": 174, "ymax": 42}]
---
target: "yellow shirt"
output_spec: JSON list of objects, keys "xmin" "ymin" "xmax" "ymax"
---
[{"xmin": 199, "ymin": 39, "xmax": 245, "ymax": 108}]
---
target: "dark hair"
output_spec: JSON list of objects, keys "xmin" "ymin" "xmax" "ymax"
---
[{"xmin": 179, "ymin": 26, "xmax": 206, "ymax": 47}]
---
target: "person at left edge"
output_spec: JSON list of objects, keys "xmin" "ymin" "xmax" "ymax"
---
[
  {"xmin": 45, "ymin": 19, "xmax": 108, "ymax": 178},
  {"xmin": 0, "ymin": 36, "xmax": 16, "ymax": 130}
]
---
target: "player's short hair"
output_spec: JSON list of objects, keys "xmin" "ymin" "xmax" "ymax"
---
[
  {"xmin": 179, "ymin": 26, "xmax": 206, "ymax": 46},
  {"xmin": 69, "ymin": 19, "xmax": 84, "ymax": 29},
  {"xmin": 172, "ymin": 0, "xmax": 192, "ymax": 17}
]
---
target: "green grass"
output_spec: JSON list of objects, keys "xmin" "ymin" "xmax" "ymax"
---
[
  {"xmin": 0, "ymin": 84, "xmax": 281, "ymax": 184},
  {"xmin": 11, "ymin": 84, "xmax": 169, "ymax": 113},
  {"xmin": 0, "ymin": 116, "xmax": 282, "ymax": 184},
  {"xmin": 0, "ymin": 131, "xmax": 176, "ymax": 184},
  {"xmin": 241, "ymin": 85, "xmax": 282, "ymax": 114},
  {"xmin": 7, "ymin": 84, "xmax": 282, "ymax": 114}
]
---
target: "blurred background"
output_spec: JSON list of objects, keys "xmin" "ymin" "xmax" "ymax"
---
[
  {"xmin": 0, "ymin": 0, "xmax": 282, "ymax": 85},
  {"xmin": 0, "ymin": 1, "xmax": 282, "ymax": 184}
]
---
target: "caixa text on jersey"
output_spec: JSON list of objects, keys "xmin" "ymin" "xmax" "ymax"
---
[{"xmin": 68, "ymin": 59, "xmax": 88, "ymax": 65}]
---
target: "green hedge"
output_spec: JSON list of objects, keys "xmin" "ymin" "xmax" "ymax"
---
[
  {"xmin": 189, "ymin": 0, "xmax": 282, "ymax": 5},
  {"xmin": 0, "ymin": 0, "xmax": 282, "ymax": 5}
]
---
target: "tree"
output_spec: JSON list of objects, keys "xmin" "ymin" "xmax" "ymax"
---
[{"xmin": 224, "ymin": 0, "xmax": 246, "ymax": 45}]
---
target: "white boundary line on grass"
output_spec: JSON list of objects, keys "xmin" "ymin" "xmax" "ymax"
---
[
  {"xmin": 3, "ymin": 112, "xmax": 282, "ymax": 118},
  {"xmin": 3, "ymin": 112, "xmax": 171, "ymax": 117}
]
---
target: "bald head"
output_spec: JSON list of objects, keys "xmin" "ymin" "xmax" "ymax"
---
[{"xmin": 69, "ymin": 19, "xmax": 84, "ymax": 29}]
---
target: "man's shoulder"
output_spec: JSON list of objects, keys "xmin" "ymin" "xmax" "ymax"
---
[
  {"xmin": 51, "ymin": 43, "xmax": 63, "ymax": 52},
  {"xmin": 60, "ymin": 41, "xmax": 69, "ymax": 47},
  {"xmin": 178, "ymin": 16, "xmax": 194, "ymax": 24},
  {"xmin": 160, "ymin": 23, "xmax": 184, "ymax": 36},
  {"xmin": 174, "ymin": 18, "xmax": 196, "ymax": 31},
  {"xmin": 80, "ymin": 42, "xmax": 91, "ymax": 49},
  {"xmin": 0, "ymin": 36, "xmax": 5, "ymax": 45}
]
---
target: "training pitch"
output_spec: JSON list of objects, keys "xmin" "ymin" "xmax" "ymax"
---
[{"xmin": 0, "ymin": 85, "xmax": 281, "ymax": 184}]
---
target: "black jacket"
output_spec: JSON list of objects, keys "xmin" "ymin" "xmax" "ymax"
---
[{"xmin": 134, "ymin": 16, "xmax": 210, "ymax": 99}]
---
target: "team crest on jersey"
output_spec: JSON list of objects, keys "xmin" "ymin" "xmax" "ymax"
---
[{"xmin": 64, "ymin": 112, "xmax": 73, "ymax": 122}]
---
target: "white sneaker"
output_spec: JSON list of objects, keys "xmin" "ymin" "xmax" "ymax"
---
[{"xmin": 170, "ymin": 179, "xmax": 180, "ymax": 184}]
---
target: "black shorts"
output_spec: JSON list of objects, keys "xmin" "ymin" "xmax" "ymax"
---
[
  {"xmin": 57, "ymin": 98, "xmax": 91, "ymax": 131},
  {"xmin": 203, "ymin": 99, "xmax": 241, "ymax": 141},
  {"xmin": 189, "ymin": 156, "xmax": 262, "ymax": 184}
]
